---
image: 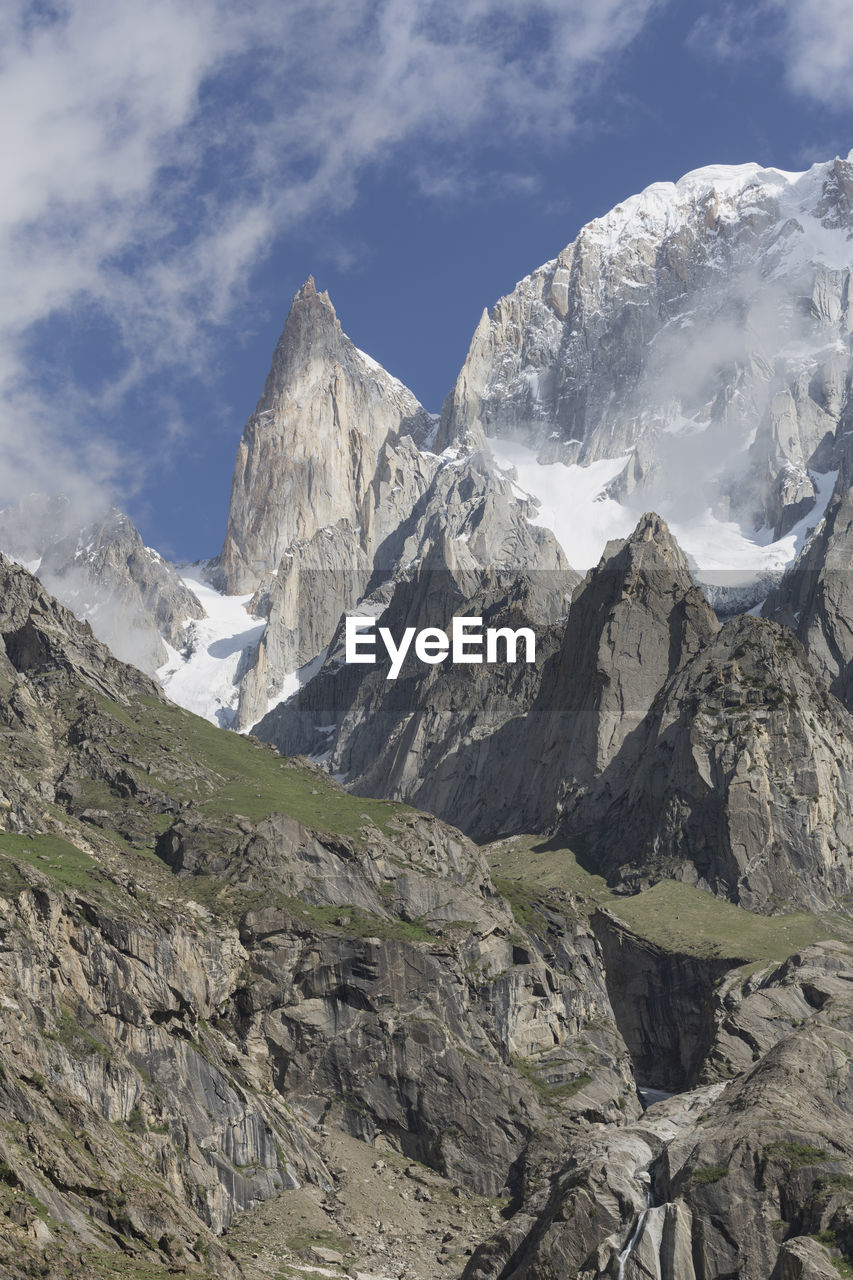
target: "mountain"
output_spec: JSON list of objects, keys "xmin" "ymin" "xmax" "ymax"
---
[
  {"xmin": 0, "ymin": 496, "xmax": 203, "ymax": 673},
  {"xmin": 9, "ymin": 151, "xmax": 853, "ymax": 1276},
  {"xmin": 9, "ymin": 154, "xmax": 853, "ymax": 736},
  {"xmin": 154, "ymin": 151, "xmax": 853, "ymax": 739},
  {"xmin": 0, "ymin": 555, "xmax": 638, "ymax": 1277},
  {"xmin": 215, "ymin": 276, "xmax": 437, "ymax": 597},
  {"xmin": 5, "ymin": 554, "xmax": 853, "ymax": 1279},
  {"xmin": 203, "ymin": 276, "xmax": 569, "ymax": 730},
  {"xmin": 438, "ymin": 155, "xmax": 853, "ymax": 571}
]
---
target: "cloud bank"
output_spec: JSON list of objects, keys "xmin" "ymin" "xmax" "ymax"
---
[{"xmin": 0, "ymin": 0, "xmax": 660, "ymax": 511}]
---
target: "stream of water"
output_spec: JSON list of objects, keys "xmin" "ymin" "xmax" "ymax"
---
[{"xmin": 616, "ymin": 1187, "xmax": 652, "ymax": 1279}]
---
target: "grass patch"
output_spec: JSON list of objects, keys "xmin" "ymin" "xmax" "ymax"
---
[
  {"xmin": 487, "ymin": 837, "xmax": 842, "ymax": 962},
  {"xmin": 97, "ymin": 695, "xmax": 416, "ymax": 843},
  {"xmin": 283, "ymin": 1226, "xmax": 351, "ymax": 1258},
  {"xmin": 277, "ymin": 898, "xmax": 438, "ymax": 943},
  {"xmin": 512, "ymin": 1056, "xmax": 592, "ymax": 1104},
  {"xmin": 0, "ymin": 832, "xmax": 99, "ymax": 895},
  {"xmin": 492, "ymin": 876, "xmax": 547, "ymax": 932},
  {"xmin": 77, "ymin": 1252, "xmax": 217, "ymax": 1279},
  {"xmin": 693, "ymin": 1165, "xmax": 728, "ymax": 1186}
]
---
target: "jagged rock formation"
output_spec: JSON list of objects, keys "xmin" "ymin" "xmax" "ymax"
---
[
  {"xmin": 210, "ymin": 278, "xmax": 570, "ymax": 730},
  {"xmin": 261, "ymin": 513, "xmax": 853, "ymax": 912},
  {"xmin": 216, "ymin": 276, "xmax": 436, "ymax": 597},
  {"xmin": 765, "ymin": 440, "xmax": 853, "ymax": 710},
  {"xmin": 438, "ymin": 155, "xmax": 853, "ymax": 543},
  {"xmin": 519, "ymin": 513, "xmax": 720, "ymax": 812},
  {"xmin": 463, "ymin": 942, "xmax": 853, "ymax": 1280},
  {"xmin": 0, "ymin": 496, "xmax": 202, "ymax": 673},
  {"xmin": 0, "ymin": 554, "xmax": 641, "ymax": 1278},
  {"xmin": 258, "ymin": 513, "xmax": 717, "ymax": 838},
  {"xmin": 5, "ymin": 556, "xmax": 853, "ymax": 1277},
  {"xmin": 253, "ymin": 533, "xmax": 577, "ymax": 829},
  {"xmin": 567, "ymin": 613, "xmax": 853, "ymax": 910}
]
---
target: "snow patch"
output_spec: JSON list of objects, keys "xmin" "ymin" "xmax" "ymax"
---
[
  {"xmin": 489, "ymin": 435, "xmax": 837, "ymax": 579},
  {"xmin": 157, "ymin": 565, "xmax": 265, "ymax": 729},
  {"xmin": 488, "ymin": 437, "xmax": 635, "ymax": 569}
]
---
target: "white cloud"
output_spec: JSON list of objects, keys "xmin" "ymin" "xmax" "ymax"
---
[
  {"xmin": 689, "ymin": 0, "xmax": 853, "ymax": 111},
  {"xmin": 0, "ymin": 0, "xmax": 661, "ymax": 510},
  {"xmin": 779, "ymin": 0, "xmax": 853, "ymax": 107}
]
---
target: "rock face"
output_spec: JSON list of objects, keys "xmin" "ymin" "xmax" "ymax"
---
[
  {"xmin": 0, "ymin": 555, "xmax": 643, "ymax": 1278},
  {"xmin": 5, "ymin": 557, "xmax": 853, "ymax": 1277},
  {"xmin": 568, "ymin": 612, "xmax": 853, "ymax": 910},
  {"xmin": 216, "ymin": 276, "xmax": 436, "ymax": 597},
  {"xmin": 765, "ymin": 442, "xmax": 853, "ymax": 711},
  {"xmin": 591, "ymin": 911, "xmax": 742, "ymax": 1092},
  {"xmin": 463, "ymin": 943, "xmax": 853, "ymax": 1280},
  {"xmin": 0, "ymin": 496, "xmax": 202, "ymax": 673},
  {"xmin": 259, "ymin": 512, "xmax": 853, "ymax": 912},
  {"xmin": 210, "ymin": 277, "xmax": 570, "ymax": 730},
  {"xmin": 521, "ymin": 513, "xmax": 720, "ymax": 813},
  {"xmin": 253, "ymin": 532, "xmax": 576, "ymax": 831},
  {"xmin": 438, "ymin": 155, "xmax": 853, "ymax": 542},
  {"xmin": 231, "ymin": 442, "xmax": 572, "ymax": 729},
  {"xmin": 258, "ymin": 513, "xmax": 717, "ymax": 839}
]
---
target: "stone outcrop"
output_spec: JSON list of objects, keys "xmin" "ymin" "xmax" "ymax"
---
[
  {"xmin": 568, "ymin": 612, "xmax": 853, "ymax": 910},
  {"xmin": 524, "ymin": 512, "xmax": 720, "ymax": 807},
  {"xmin": 215, "ymin": 277, "xmax": 436, "ymax": 597},
  {"xmin": 263, "ymin": 512, "xmax": 853, "ymax": 913},
  {"xmin": 0, "ymin": 497, "xmax": 202, "ymax": 673}
]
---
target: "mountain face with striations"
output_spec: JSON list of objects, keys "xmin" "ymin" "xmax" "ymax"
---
[
  {"xmin": 8, "ymin": 151, "xmax": 853, "ymax": 1279},
  {"xmin": 8, "ymin": 551, "xmax": 853, "ymax": 1280}
]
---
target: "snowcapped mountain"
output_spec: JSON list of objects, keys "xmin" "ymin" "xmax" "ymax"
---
[
  {"xmin": 9, "ymin": 152, "xmax": 853, "ymax": 735},
  {"xmin": 439, "ymin": 153, "xmax": 853, "ymax": 585},
  {"xmin": 0, "ymin": 496, "xmax": 202, "ymax": 673}
]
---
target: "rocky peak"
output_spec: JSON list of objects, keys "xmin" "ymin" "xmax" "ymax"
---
[
  {"xmin": 0, "ymin": 551, "xmax": 160, "ymax": 703},
  {"xmin": 816, "ymin": 153, "xmax": 853, "ymax": 226},
  {"xmin": 570, "ymin": 613, "xmax": 853, "ymax": 911},
  {"xmin": 536, "ymin": 512, "xmax": 719, "ymax": 788},
  {"xmin": 0, "ymin": 496, "xmax": 202, "ymax": 675},
  {"xmin": 260, "ymin": 275, "xmax": 344, "ymax": 406},
  {"xmin": 215, "ymin": 279, "xmax": 435, "ymax": 594}
]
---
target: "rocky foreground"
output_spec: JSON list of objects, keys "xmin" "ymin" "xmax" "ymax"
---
[{"xmin": 2, "ymin": 553, "xmax": 853, "ymax": 1280}]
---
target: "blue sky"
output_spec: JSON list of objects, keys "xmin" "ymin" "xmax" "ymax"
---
[{"xmin": 1, "ymin": 0, "xmax": 852, "ymax": 560}]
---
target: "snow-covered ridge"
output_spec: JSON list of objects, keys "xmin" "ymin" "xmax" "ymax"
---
[
  {"xmin": 575, "ymin": 153, "xmax": 853, "ymax": 261},
  {"xmin": 582, "ymin": 160, "xmax": 806, "ymax": 251}
]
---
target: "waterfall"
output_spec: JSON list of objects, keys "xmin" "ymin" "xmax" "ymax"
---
[{"xmin": 617, "ymin": 1188, "xmax": 652, "ymax": 1279}]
